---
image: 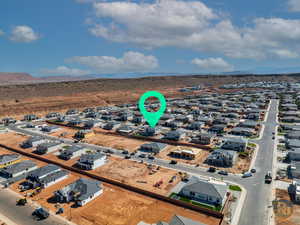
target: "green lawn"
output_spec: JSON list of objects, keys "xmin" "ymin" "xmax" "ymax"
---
[
  {"xmin": 229, "ymin": 185, "xmax": 242, "ymax": 192},
  {"xmin": 169, "ymin": 193, "xmax": 222, "ymax": 211},
  {"xmin": 248, "ymin": 143, "xmax": 256, "ymax": 148}
]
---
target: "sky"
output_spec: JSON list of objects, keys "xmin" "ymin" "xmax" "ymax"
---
[{"xmin": 1, "ymin": 0, "xmax": 300, "ymax": 77}]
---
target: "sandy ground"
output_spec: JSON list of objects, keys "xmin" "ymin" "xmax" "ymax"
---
[
  {"xmin": 0, "ymin": 132, "xmax": 221, "ymax": 225},
  {"xmin": 93, "ymin": 157, "xmax": 180, "ymax": 195},
  {"xmin": 85, "ymin": 131, "xmax": 147, "ymax": 152},
  {"xmin": 275, "ymin": 189, "xmax": 300, "ymax": 225}
]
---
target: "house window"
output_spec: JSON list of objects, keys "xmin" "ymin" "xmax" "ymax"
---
[{"xmin": 190, "ymin": 192, "xmax": 195, "ymax": 197}]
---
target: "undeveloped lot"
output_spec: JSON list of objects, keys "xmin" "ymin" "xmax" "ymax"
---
[
  {"xmin": 86, "ymin": 131, "xmax": 147, "ymax": 152},
  {"xmin": 275, "ymin": 189, "xmax": 300, "ymax": 225},
  {"xmin": 94, "ymin": 157, "xmax": 180, "ymax": 195}
]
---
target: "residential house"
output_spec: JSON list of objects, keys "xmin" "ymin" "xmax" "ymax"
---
[
  {"xmin": 0, "ymin": 160, "xmax": 38, "ymax": 178},
  {"xmin": 205, "ymin": 150, "xmax": 236, "ymax": 167},
  {"xmin": 139, "ymin": 142, "xmax": 167, "ymax": 154},
  {"xmin": 23, "ymin": 114, "xmax": 38, "ymax": 121},
  {"xmin": 66, "ymin": 109, "xmax": 78, "ymax": 115},
  {"xmin": 186, "ymin": 121, "xmax": 205, "ymax": 130},
  {"xmin": 117, "ymin": 125, "xmax": 134, "ymax": 134},
  {"xmin": 76, "ymin": 153, "xmax": 107, "ymax": 170},
  {"xmin": 102, "ymin": 122, "xmax": 120, "ymax": 130},
  {"xmin": 238, "ymin": 121, "xmax": 259, "ymax": 129},
  {"xmin": 285, "ymin": 131, "xmax": 300, "ymax": 140},
  {"xmin": 289, "ymin": 179, "xmax": 300, "ymax": 203},
  {"xmin": 287, "ymin": 149, "xmax": 300, "ymax": 162},
  {"xmin": 221, "ymin": 138, "xmax": 248, "ymax": 152},
  {"xmin": 286, "ymin": 139, "xmax": 300, "ymax": 149},
  {"xmin": 139, "ymin": 127, "xmax": 156, "ymax": 137},
  {"xmin": 208, "ymin": 124, "xmax": 226, "ymax": 134},
  {"xmin": 46, "ymin": 112, "xmax": 61, "ymax": 119},
  {"xmin": 39, "ymin": 170, "xmax": 69, "ymax": 188},
  {"xmin": 281, "ymin": 116, "xmax": 300, "ymax": 123},
  {"xmin": 164, "ymin": 130, "xmax": 185, "ymax": 141},
  {"xmin": 179, "ymin": 176, "xmax": 228, "ymax": 206},
  {"xmin": 0, "ymin": 154, "xmax": 21, "ymax": 168},
  {"xmin": 26, "ymin": 164, "xmax": 68, "ymax": 188},
  {"xmin": 288, "ymin": 162, "xmax": 300, "ymax": 179},
  {"xmin": 155, "ymin": 215, "xmax": 207, "ymax": 225},
  {"xmin": 191, "ymin": 133, "xmax": 215, "ymax": 145},
  {"xmin": 59, "ymin": 146, "xmax": 86, "ymax": 160},
  {"xmin": 230, "ymin": 127, "xmax": 255, "ymax": 137},
  {"xmin": 35, "ymin": 142, "xmax": 61, "ymax": 155},
  {"xmin": 41, "ymin": 125, "xmax": 60, "ymax": 133},
  {"xmin": 54, "ymin": 178, "xmax": 103, "ymax": 206},
  {"xmin": 169, "ymin": 149, "xmax": 199, "ymax": 160},
  {"xmin": 21, "ymin": 136, "xmax": 46, "ymax": 148}
]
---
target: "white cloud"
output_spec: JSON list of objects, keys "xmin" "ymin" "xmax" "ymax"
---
[
  {"xmin": 288, "ymin": 0, "xmax": 300, "ymax": 12},
  {"xmin": 66, "ymin": 51, "xmax": 159, "ymax": 73},
  {"xmin": 41, "ymin": 66, "xmax": 91, "ymax": 76},
  {"xmin": 85, "ymin": 0, "xmax": 300, "ymax": 59},
  {"xmin": 9, "ymin": 25, "xmax": 40, "ymax": 43},
  {"xmin": 0, "ymin": 29, "xmax": 4, "ymax": 36},
  {"xmin": 191, "ymin": 57, "xmax": 234, "ymax": 72}
]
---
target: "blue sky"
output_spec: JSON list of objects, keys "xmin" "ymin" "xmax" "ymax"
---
[{"xmin": 1, "ymin": 0, "xmax": 300, "ymax": 77}]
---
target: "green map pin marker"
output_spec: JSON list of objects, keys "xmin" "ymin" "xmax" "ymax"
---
[{"xmin": 138, "ymin": 91, "xmax": 166, "ymax": 128}]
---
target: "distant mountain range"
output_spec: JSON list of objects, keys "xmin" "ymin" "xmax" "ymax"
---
[
  {"xmin": 0, "ymin": 72, "xmax": 96, "ymax": 85},
  {"xmin": 1, "ymin": 67, "xmax": 300, "ymax": 86}
]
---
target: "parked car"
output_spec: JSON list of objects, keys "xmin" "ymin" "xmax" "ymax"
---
[
  {"xmin": 272, "ymin": 136, "xmax": 275, "ymax": 140},
  {"xmin": 122, "ymin": 150, "xmax": 129, "ymax": 154},
  {"xmin": 242, "ymin": 172, "xmax": 252, "ymax": 178},
  {"xmin": 139, "ymin": 153, "xmax": 146, "ymax": 158},
  {"xmin": 148, "ymin": 155, "xmax": 155, "ymax": 160},
  {"xmin": 170, "ymin": 160, "xmax": 177, "ymax": 164},
  {"xmin": 218, "ymin": 170, "xmax": 228, "ymax": 175},
  {"xmin": 125, "ymin": 155, "xmax": 131, "ymax": 159},
  {"xmin": 251, "ymin": 168, "xmax": 256, "ymax": 173},
  {"xmin": 208, "ymin": 167, "xmax": 216, "ymax": 173},
  {"xmin": 32, "ymin": 208, "xmax": 49, "ymax": 220}
]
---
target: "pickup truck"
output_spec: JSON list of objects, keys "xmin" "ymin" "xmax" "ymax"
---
[{"xmin": 265, "ymin": 171, "xmax": 272, "ymax": 184}]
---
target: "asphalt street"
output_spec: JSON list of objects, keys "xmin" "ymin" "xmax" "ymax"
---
[{"xmin": 0, "ymin": 188, "xmax": 69, "ymax": 225}]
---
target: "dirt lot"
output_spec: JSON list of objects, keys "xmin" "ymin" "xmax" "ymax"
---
[
  {"xmin": 157, "ymin": 145, "xmax": 210, "ymax": 165},
  {"xmin": 275, "ymin": 189, "xmax": 300, "ymax": 225},
  {"xmin": 93, "ymin": 157, "xmax": 180, "ymax": 196},
  {"xmin": 85, "ymin": 131, "xmax": 147, "ymax": 152}
]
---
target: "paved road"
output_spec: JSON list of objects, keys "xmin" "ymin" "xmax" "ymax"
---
[
  {"xmin": 0, "ymin": 188, "xmax": 68, "ymax": 225},
  {"xmin": 8, "ymin": 100, "xmax": 279, "ymax": 225},
  {"xmin": 237, "ymin": 99, "xmax": 278, "ymax": 225}
]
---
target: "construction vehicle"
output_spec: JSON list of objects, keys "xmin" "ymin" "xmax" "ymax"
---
[
  {"xmin": 16, "ymin": 198, "xmax": 27, "ymax": 206},
  {"xmin": 154, "ymin": 179, "xmax": 163, "ymax": 188},
  {"xmin": 265, "ymin": 171, "xmax": 272, "ymax": 184}
]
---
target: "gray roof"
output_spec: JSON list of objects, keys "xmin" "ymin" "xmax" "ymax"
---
[
  {"xmin": 37, "ymin": 142, "xmax": 60, "ymax": 149},
  {"xmin": 39, "ymin": 170, "xmax": 69, "ymax": 185},
  {"xmin": 181, "ymin": 176, "xmax": 227, "ymax": 200},
  {"xmin": 157, "ymin": 215, "xmax": 207, "ymax": 225},
  {"xmin": 27, "ymin": 164, "xmax": 60, "ymax": 179},
  {"xmin": 0, "ymin": 154, "xmax": 21, "ymax": 165},
  {"xmin": 140, "ymin": 142, "xmax": 167, "ymax": 151},
  {"xmin": 62, "ymin": 145, "xmax": 84, "ymax": 154},
  {"xmin": 57, "ymin": 178, "xmax": 102, "ymax": 201},
  {"xmin": 79, "ymin": 153, "xmax": 106, "ymax": 162},
  {"xmin": 0, "ymin": 160, "xmax": 37, "ymax": 175}
]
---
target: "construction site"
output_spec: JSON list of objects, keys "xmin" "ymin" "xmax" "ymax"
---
[{"xmin": 0, "ymin": 130, "xmax": 223, "ymax": 225}]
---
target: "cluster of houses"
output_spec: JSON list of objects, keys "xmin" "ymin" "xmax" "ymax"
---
[
  {"xmin": 276, "ymin": 92, "xmax": 300, "ymax": 203},
  {"xmin": 0, "ymin": 153, "xmax": 103, "ymax": 206},
  {"xmin": 23, "ymin": 91, "xmax": 269, "ymax": 148}
]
